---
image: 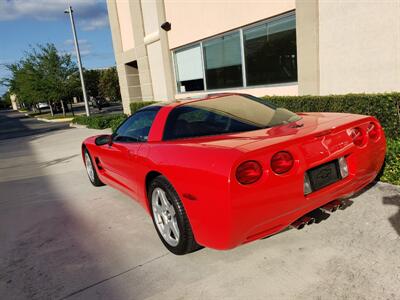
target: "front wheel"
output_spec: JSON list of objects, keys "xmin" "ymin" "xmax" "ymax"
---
[
  {"xmin": 84, "ymin": 148, "xmax": 104, "ymax": 187},
  {"xmin": 148, "ymin": 176, "xmax": 201, "ymax": 255}
]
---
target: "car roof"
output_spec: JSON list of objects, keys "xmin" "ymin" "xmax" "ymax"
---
[{"xmin": 150, "ymin": 92, "xmax": 252, "ymax": 109}]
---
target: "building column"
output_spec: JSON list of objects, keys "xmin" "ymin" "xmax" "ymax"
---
[
  {"xmin": 296, "ymin": 0, "xmax": 320, "ymax": 95},
  {"xmin": 107, "ymin": 0, "xmax": 176, "ymax": 112},
  {"xmin": 129, "ymin": 0, "xmax": 155, "ymax": 102},
  {"xmin": 154, "ymin": 0, "xmax": 176, "ymax": 100},
  {"xmin": 107, "ymin": 0, "xmax": 135, "ymax": 114}
]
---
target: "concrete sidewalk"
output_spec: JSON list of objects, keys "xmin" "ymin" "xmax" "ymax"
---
[{"xmin": 0, "ymin": 120, "xmax": 399, "ymax": 299}]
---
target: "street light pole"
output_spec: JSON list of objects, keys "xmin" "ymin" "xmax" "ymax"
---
[{"xmin": 65, "ymin": 5, "xmax": 90, "ymax": 117}]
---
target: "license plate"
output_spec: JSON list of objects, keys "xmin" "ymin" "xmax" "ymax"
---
[{"xmin": 308, "ymin": 160, "xmax": 341, "ymax": 191}]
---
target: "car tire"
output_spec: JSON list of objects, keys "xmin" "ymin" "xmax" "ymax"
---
[
  {"xmin": 375, "ymin": 156, "xmax": 387, "ymax": 182},
  {"xmin": 84, "ymin": 148, "xmax": 105, "ymax": 187},
  {"xmin": 148, "ymin": 175, "xmax": 201, "ymax": 255}
]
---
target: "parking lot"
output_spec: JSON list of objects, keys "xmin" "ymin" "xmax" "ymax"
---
[{"xmin": 0, "ymin": 110, "xmax": 399, "ymax": 300}]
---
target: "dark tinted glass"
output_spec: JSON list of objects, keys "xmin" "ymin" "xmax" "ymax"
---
[
  {"xmin": 163, "ymin": 95, "xmax": 300, "ymax": 140},
  {"xmin": 244, "ymin": 14, "xmax": 297, "ymax": 86},
  {"xmin": 114, "ymin": 107, "xmax": 161, "ymax": 142},
  {"xmin": 203, "ymin": 32, "xmax": 243, "ymax": 89}
]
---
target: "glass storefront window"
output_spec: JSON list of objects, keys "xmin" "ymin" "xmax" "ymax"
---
[
  {"xmin": 174, "ymin": 45, "xmax": 204, "ymax": 92},
  {"xmin": 243, "ymin": 14, "xmax": 297, "ymax": 86},
  {"xmin": 203, "ymin": 31, "xmax": 243, "ymax": 89}
]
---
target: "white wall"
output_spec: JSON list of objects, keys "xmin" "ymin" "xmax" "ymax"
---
[
  {"xmin": 319, "ymin": 0, "xmax": 400, "ymax": 94},
  {"xmin": 165, "ymin": 0, "xmax": 295, "ymax": 49},
  {"xmin": 115, "ymin": 0, "xmax": 135, "ymax": 51},
  {"xmin": 297, "ymin": 0, "xmax": 400, "ymax": 95}
]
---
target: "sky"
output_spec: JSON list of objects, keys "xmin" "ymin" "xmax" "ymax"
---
[{"xmin": 0, "ymin": 0, "xmax": 116, "ymax": 95}]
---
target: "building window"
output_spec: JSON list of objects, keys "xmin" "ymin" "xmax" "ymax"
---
[
  {"xmin": 203, "ymin": 31, "xmax": 243, "ymax": 90},
  {"xmin": 174, "ymin": 45, "xmax": 204, "ymax": 92},
  {"xmin": 243, "ymin": 14, "xmax": 297, "ymax": 86},
  {"xmin": 173, "ymin": 11, "xmax": 296, "ymax": 93}
]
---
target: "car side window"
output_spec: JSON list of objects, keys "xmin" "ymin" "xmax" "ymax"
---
[
  {"xmin": 163, "ymin": 106, "xmax": 260, "ymax": 140},
  {"xmin": 114, "ymin": 107, "xmax": 160, "ymax": 143}
]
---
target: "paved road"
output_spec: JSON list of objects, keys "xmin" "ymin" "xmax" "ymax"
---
[
  {"xmin": 38, "ymin": 102, "xmax": 123, "ymax": 117},
  {"xmin": 0, "ymin": 111, "xmax": 399, "ymax": 300},
  {"xmin": 0, "ymin": 110, "xmax": 69, "ymax": 140}
]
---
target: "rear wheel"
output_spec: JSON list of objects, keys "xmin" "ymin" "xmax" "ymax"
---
[
  {"xmin": 375, "ymin": 156, "xmax": 387, "ymax": 182},
  {"xmin": 148, "ymin": 176, "xmax": 201, "ymax": 255},
  {"xmin": 84, "ymin": 148, "xmax": 104, "ymax": 187}
]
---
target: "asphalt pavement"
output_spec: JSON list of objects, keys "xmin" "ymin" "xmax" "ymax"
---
[
  {"xmin": 0, "ymin": 110, "xmax": 69, "ymax": 140},
  {"xmin": 0, "ymin": 110, "xmax": 399, "ymax": 300}
]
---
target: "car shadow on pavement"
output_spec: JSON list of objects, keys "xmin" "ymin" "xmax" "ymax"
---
[
  {"xmin": 0, "ymin": 112, "xmax": 119, "ymax": 299},
  {"xmin": 383, "ymin": 194, "xmax": 400, "ymax": 237}
]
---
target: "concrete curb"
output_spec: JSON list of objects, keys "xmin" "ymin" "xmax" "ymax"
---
[
  {"xmin": 69, "ymin": 123, "xmax": 112, "ymax": 134},
  {"xmin": 35, "ymin": 117, "xmax": 74, "ymax": 123},
  {"xmin": 23, "ymin": 113, "xmax": 74, "ymax": 123},
  {"xmin": 69, "ymin": 123, "xmax": 87, "ymax": 129}
]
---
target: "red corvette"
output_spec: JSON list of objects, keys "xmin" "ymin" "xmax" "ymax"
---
[{"xmin": 82, "ymin": 93, "xmax": 386, "ymax": 255}]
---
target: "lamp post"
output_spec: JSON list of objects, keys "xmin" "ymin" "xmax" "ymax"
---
[{"xmin": 64, "ymin": 5, "xmax": 90, "ymax": 116}]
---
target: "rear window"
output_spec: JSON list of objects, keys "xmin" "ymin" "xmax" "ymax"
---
[{"xmin": 163, "ymin": 94, "xmax": 301, "ymax": 140}]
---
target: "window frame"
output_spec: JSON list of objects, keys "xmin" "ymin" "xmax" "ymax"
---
[{"xmin": 172, "ymin": 10, "xmax": 296, "ymax": 94}]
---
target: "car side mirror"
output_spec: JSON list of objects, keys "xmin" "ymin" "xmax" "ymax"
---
[{"xmin": 95, "ymin": 134, "xmax": 113, "ymax": 146}]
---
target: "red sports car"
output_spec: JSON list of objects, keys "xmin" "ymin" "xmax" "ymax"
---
[{"xmin": 82, "ymin": 93, "xmax": 386, "ymax": 255}]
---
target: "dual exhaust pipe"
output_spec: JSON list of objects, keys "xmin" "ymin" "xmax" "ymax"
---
[
  {"xmin": 320, "ymin": 199, "xmax": 344, "ymax": 213},
  {"xmin": 291, "ymin": 199, "xmax": 344, "ymax": 230},
  {"xmin": 291, "ymin": 216, "xmax": 315, "ymax": 230}
]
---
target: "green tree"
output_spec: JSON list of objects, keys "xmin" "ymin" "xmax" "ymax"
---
[
  {"xmin": 98, "ymin": 67, "xmax": 121, "ymax": 102},
  {"xmin": 84, "ymin": 69, "xmax": 101, "ymax": 98},
  {"xmin": 1, "ymin": 43, "xmax": 80, "ymax": 116},
  {"xmin": 0, "ymin": 91, "xmax": 12, "ymax": 109}
]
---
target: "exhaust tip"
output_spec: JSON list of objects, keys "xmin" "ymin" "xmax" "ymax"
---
[
  {"xmin": 297, "ymin": 222, "xmax": 306, "ymax": 230},
  {"xmin": 321, "ymin": 200, "xmax": 343, "ymax": 213},
  {"xmin": 307, "ymin": 218, "xmax": 315, "ymax": 225},
  {"xmin": 291, "ymin": 219, "xmax": 307, "ymax": 230}
]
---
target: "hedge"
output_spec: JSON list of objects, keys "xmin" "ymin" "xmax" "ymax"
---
[
  {"xmin": 72, "ymin": 102, "xmax": 157, "ymax": 132},
  {"xmin": 262, "ymin": 93, "xmax": 400, "ymax": 139},
  {"xmin": 72, "ymin": 114, "xmax": 127, "ymax": 132},
  {"xmin": 381, "ymin": 139, "xmax": 400, "ymax": 185}
]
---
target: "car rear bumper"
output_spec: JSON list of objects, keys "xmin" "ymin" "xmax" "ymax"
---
[
  {"xmin": 198, "ymin": 131, "xmax": 386, "ymax": 250},
  {"xmin": 241, "ymin": 163, "xmax": 380, "ymax": 246}
]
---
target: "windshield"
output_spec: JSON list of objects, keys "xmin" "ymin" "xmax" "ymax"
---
[{"xmin": 163, "ymin": 94, "xmax": 301, "ymax": 140}]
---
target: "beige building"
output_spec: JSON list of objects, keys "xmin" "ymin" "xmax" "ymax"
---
[{"xmin": 106, "ymin": 0, "xmax": 400, "ymax": 114}]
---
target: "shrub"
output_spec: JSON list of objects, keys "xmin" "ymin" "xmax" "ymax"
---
[
  {"xmin": 73, "ymin": 101, "xmax": 157, "ymax": 131},
  {"xmin": 72, "ymin": 114, "xmax": 127, "ymax": 131},
  {"xmin": 130, "ymin": 101, "xmax": 157, "ymax": 114},
  {"xmin": 262, "ymin": 93, "xmax": 400, "ymax": 139},
  {"xmin": 381, "ymin": 139, "xmax": 400, "ymax": 185}
]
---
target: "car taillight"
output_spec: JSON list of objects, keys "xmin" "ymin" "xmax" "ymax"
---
[
  {"xmin": 271, "ymin": 151, "xmax": 294, "ymax": 174},
  {"xmin": 236, "ymin": 161, "xmax": 263, "ymax": 185},
  {"xmin": 348, "ymin": 127, "xmax": 366, "ymax": 147},
  {"xmin": 368, "ymin": 122, "xmax": 379, "ymax": 141}
]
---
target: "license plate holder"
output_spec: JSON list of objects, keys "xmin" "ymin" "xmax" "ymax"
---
[{"xmin": 308, "ymin": 160, "xmax": 341, "ymax": 191}]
